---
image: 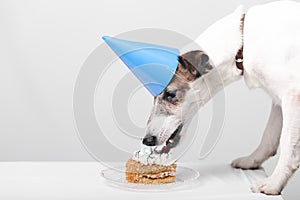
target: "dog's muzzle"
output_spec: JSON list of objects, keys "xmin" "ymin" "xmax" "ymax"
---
[{"xmin": 141, "ymin": 123, "xmax": 183, "ymax": 156}]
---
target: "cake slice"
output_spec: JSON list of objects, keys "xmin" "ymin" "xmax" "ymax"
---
[{"xmin": 125, "ymin": 158, "xmax": 177, "ymax": 184}]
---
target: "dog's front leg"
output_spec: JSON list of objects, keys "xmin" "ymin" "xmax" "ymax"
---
[
  {"xmin": 251, "ymin": 90, "xmax": 300, "ymax": 195},
  {"xmin": 232, "ymin": 102, "xmax": 282, "ymax": 169}
]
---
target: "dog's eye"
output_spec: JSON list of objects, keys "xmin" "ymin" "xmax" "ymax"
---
[
  {"xmin": 190, "ymin": 68, "xmax": 198, "ymax": 75},
  {"xmin": 163, "ymin": 90, "xmax": 177, "ymax": 103}
]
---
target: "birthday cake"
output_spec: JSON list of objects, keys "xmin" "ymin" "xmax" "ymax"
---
[{"xmin": 125, "ymin": 158, "xmax": 177, "ymax": 184}]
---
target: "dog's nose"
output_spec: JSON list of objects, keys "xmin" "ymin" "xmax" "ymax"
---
[{"xmin": 142, "ymin": 135, "xmax": 157, "ymax": 146}]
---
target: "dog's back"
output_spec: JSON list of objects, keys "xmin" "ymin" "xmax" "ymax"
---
[{"xmin": 243, "ymin": 1, "xmax": 300, "ymax": 96}]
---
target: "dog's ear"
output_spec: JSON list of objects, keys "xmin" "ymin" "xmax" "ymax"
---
[{"xmin": 178, "ymin": 51, "xmax": 213, "ymax": 79}]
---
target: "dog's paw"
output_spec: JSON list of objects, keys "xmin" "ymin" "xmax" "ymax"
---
[
  {"xmin": 231, "ymin": 156, "xmax": 261, "ymax": 169},
  {"xmin": 251, "ymin": 178, "xmax": 282, "ymax": 195}
]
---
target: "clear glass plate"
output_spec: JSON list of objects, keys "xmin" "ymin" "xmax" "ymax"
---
[{"xmin": 101, "ymin": 165, "xmax": 200, "ymax": 192}]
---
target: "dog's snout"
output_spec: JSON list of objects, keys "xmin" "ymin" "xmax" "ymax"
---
[{"xmin": 142, "ymin": 135, "xmax": 157, "ymax": 146}]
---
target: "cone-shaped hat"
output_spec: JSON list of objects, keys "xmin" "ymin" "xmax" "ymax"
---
[{"xmin": 102, "ymin": 36, "xmax": 179, "ymax": 96}]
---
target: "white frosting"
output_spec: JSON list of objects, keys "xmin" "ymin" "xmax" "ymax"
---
[{"xmin": 132, "ymin": 144, "xmax": 172, "ymax": 165}]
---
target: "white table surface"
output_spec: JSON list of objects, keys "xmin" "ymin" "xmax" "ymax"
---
[{"xmin": 0, "ymin": 162, "xmax": 283, "ymax": 200}]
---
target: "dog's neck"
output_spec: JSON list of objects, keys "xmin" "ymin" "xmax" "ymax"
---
[
  {"xmin": 192, "ymin": 6, "xmax": 245, "ymax": 105},
  {"xmin": 196, "ymin": 6, "xmax": 245, "ymax": 75},
  {"xmin": 196, "ymin": 6, "xmax": 245, "ymax": 67}
]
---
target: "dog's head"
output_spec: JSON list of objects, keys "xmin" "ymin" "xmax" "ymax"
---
[{"xmin": 141, "ymin": 50, "xmax": 214, "ymax": 156}]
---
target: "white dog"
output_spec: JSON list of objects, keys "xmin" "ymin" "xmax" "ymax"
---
[{"xmin": 140, "ymin": 1, "xmax": 300, "ymax": 195}]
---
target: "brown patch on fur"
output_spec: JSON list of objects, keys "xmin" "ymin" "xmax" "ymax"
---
[
  {"xmin": 177, "ymin": 59, "xmax": 199, "ymax": 82},
  {"xmin": 152, "ymin": 74, "xmax": 190, "ymax": 115},
  {"xmin": 152, "ymin": 51, "xmax": 213, "ymax": 115},
  {"xmin": 180, "ymin": 51, "xmax": 212, "ymax": 79}
]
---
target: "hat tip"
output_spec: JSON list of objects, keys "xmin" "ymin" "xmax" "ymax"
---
[{"xmin": 102, "ymin": 35, "xmax": 111, "ymax": 41}]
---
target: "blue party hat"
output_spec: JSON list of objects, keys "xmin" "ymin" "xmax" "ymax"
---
[{"xmin": 102, "ymin": 36, "xmax": 179, "ymax": 96}]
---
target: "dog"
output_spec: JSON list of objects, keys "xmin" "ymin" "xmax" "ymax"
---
[{"xmin": 141, "ymin": 1, "xmax": 300, "ymax": 195}]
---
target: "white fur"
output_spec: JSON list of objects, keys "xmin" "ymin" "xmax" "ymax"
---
[
  {"xmin": 192, "ymin": 5, "xmax": 245, "ymax": 104},
  {"xmin": 194, "ymin": 1, "xmax": 300, "ymax": 195},
  {"xmin": 147, "ymin": 80, "xmax": 200, "ymax": 145},
  {"xmin": 145, "ymin": 1, "xmax": 300, "ymax": 195},
  {"xmin": 147, "ymin": 115, "xmax": 182, "ymax": 145}
]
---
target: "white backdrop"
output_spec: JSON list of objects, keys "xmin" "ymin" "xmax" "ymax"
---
[{"xmin": 0, "ymin": 0, "xmax": 299, "ymax": 199}]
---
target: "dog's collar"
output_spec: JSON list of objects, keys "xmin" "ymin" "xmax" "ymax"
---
[
  {"xmin": 236, "ymin": 47, "xmax": 244, "ymax": 75},
  {"xmin": 235, "ymin": 13, "xmax": 245, "ymax": 75}
]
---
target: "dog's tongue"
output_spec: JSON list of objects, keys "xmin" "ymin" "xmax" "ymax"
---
[{"xmin": 161, "ymin": 146, "xmax": 170, "ymax": 154}]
